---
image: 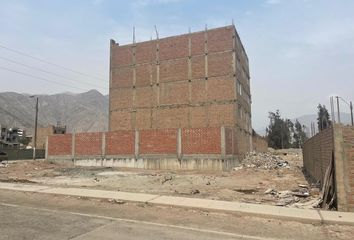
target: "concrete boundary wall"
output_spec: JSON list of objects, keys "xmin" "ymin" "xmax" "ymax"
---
[
  {"xmin": 303, "ymin": 124, "xmax": 354, "ymax": 212},
  {"xmin": 47, "ymin": 127, "xmax": 240, "ymax": 171}
]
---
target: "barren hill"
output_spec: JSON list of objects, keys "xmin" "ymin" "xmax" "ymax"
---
[{"xmin": 0, "ymin": 90, "xmax": 108, "ymax": 133}]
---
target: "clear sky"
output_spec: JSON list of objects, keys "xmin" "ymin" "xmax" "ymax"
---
[{"xmin": 0, "ymin": 0, "xmax": 353, "ymax": 130}]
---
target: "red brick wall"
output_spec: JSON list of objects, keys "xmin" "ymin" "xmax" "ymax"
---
[
  {"xmin": 47, "ymin": 127, "xmax": 241, "ymax": 158},
  {"xmin": 252, "ymin": 135, "xmax": 268, "ymax": 152},
  {"xmin": 106, "ymin": 130, "xmax": 135, "ymax": 155},
  {"xmin": 109, "ymin": 25, "xmax": 250, "ymax": 132},
  {"xmin": 111, "ymin": 67, "xmax": 133, "ymax": 88},
  {"xmin": 135, "ymin": 41, "xmax": 155, "ymax": 64},
  {"xmin": 156, "ymin": 108, "xmax": 189, "ymax": 129},
  {"xmin": 159, "ymin": 59, "xmax": 188, "ymax": 82},
  {"xmin": 109, "ymin": 110, "xmax": 132, "ymax": 130},
  {"xmin": 47, "ymin": 134, "xmax": 72, "ymax": 156},
  {"xmin": 208, "ymin": 52, "xmax": 233, "ymax": 77},
  {"xmin": 75, "ymin": 132, "xmax": 102, "ymax": 156},
  {"xmin": 111, "ymin": 45, "xmax": 132, "ymax": 66},
  {"xmin": 303, "ymin": 127, "xmax": 334, "ymax": 184},
  {"xmin": 207, "ymin": 27, "xmax": 234, "ymax": 53},
  {"xmin": 303, "ymin": 125, "xmax": 354, "ymax": 212},
  {"xmin": 139, "ymin": 129, "xmax": 177, "ymax": 154},
  {"xmin": 182, "ymin": 128, "xmax": 221, "ymax": 154},
  {"xmin": 159, "ymin": 35, "xmax": 189, "ymax": 60}
]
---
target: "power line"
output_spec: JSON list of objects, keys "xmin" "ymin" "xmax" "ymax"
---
[
  {"xmin": 0, "ymin": 56, "xmax": 106, "ymax": 90},
  {"xmin": 0, "ymin": 65, "xmax": 89, "ymax": 91},
  {"xmin": 0, "ymin": 43, "xmax": 105, "ymax": 81}
]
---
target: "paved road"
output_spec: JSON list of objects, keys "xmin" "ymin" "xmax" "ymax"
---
[
  {"xmin": 0, "ymin": 189, "xmax": 352, "ymax": 240},
  {"xmin": 0, "ymin": 203, "xmax": 268, "ymax": 240}
]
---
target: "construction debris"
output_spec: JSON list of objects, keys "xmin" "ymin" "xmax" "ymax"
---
[
  {"xmin": 234, "ymin": 188, "xmax": 258, "ymax": 194},
  {"xmin": 190, "ymin": 189, "xmax": 200, "ymax": 194},
  {"xmin": 242, "ymin": 152, "xmax": 290, "ymax": 169},
  {"xmin": 162, "ymin": 175, "xmax": 173, "ymax": 184},
  {"xmin": 265, "ymin": 188, "xmax": 311, "ymax": 207},
  {"xmin": 318, "ymin": 157, "xmax": 336, "ymax": 210},
  {"xmin": 108, "ymin": 199, "xmax": 126, "ymax": 204},
  {"xmin": 0, "ymin": 162, "xmax": 8, "ymax": 168}
]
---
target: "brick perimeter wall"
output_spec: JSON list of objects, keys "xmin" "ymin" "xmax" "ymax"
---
[
  {"xmin": 182, "ymin": 127, "xmax": 221, "ymax": 154},
  {"xmin": 47, "ymin": 134, "xmax": 72, "ymax": 156},
  {"xmin": 140, "ymin": 129, "xmax": 177, "ymax": 154},
  {"xmin": 252, "ymin": 135, "xmax": 268, "ymax": 152},
  {"xmin": 47, "ymin": 127, "xmax": 224, "ymax": 157},
  {"xmin": 106, "ymin": 130, "xmax": 135, "ymax": 155},
  {"xmin": 46, "ymin": 127, "xmax": 247, "ymax": 171},
  {"xmin": 303, "ymin": 124, "xmax": 354, "ymax": 212},
  {"xmin": 303, "ymin": 127, "xmax": 334, "ymax": 184},
  {"xmin": 75, "ymin": 132, "xmax": 103, "ymax": 156}
]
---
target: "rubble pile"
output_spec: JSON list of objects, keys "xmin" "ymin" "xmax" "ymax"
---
[
  {"xmin": 264, "ymin": 185, "xmax": 321, "ymax": 208},
  {"xmin": 241, "ymin": 152, "xmax": 290, "ymax": 169}
]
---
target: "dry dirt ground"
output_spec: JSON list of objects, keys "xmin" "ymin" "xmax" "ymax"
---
[{"xmin": 0, "ymin": 149, "xmax": 319, "ymax": 208}]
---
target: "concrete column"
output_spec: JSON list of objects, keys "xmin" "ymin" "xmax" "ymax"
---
[
  {"xmin": 135, "ymin": 130, "xmax": 139, "ymax": 159},
  {"xmin": 333, "ymin": 125, "xmax": 349, "ymax": 211},
  {"xmin": 231, "ymin": 128, "xmax": 235, "ymax": 156},
  {"xmin": 204, "ymin": 30, "xmax": 209, "ymax": 127},
  {"xmin": 45, "ymin": 136, "xmax": 48, "ymax": 160},
  {"xmin": 204, "ymin": 28, "xmax": 208, "ymax": 79},
  {"xmin": 132, "ymin": 45, "xmax": 137, "ymax": 129},
  {"xmin": 188, "ymin": 32, "xmax": 192, "ymax": 127},
  {"xmin": 108, "ymin": 40, "xmax": 115, "ymax": 131},
  {"xmin": 101, "ymin": 132, "xmax": 106, "ymax": 167},
  {"xmin": 177, "ymin": 128, "xmax": 182, "ymax": 159},
  {"xmin": 232, "ymin": 28, "xmax": 237, "ymax": 102},
  {"xmin": 72, "ymin": 133, "xmax": 76, "ymax": 162},
  {"xmin": 221, "ymin": 126, "xmax": 226, "ymax": 159},
  {"xmin": 101, "ymin": 132, "xmax": 106, "ymax": 158},
  {"xmin": 156, "ymin": 40, "xmax": 160, "ymax": 106}
]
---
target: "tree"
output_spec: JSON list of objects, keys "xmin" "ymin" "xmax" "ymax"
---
[
  {"xmin": 293, "ymin": 120, "xmax": 307, "ymax": 148},
  {"xmin": 266, "ymin": 110, "xmax": 293, "ymax": 149},
  {"xmin": 317, "ymin": 104, "xmax": 331, "ymax": 131},
  {"xmin": 18, "ymin": 136, "xmax": 30, "ymax": 147}
]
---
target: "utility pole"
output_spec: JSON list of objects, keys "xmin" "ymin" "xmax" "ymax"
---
[
  {"xmin": 350, "ymin": 101, "xmax": 354, "ymax": 126},
  {"xmin": 336, "ymin": 96, "xmax": 341, "ymax": 124},
  {"xmin": 30, "ymin": 96, "xmax": 38, "ymax": 160},
  {"xmin": 336, "ymin": 96, "xmax": 353, "ymax": 126},
  {"xmin": 133, "ymin": 26, "xmax": 136, "ymax": 44}
]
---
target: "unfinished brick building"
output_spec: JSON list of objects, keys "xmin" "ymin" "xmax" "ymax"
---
[
  {"xmin": 46, "ymin": 25, "xmax": 253, "ymax": 171},
  {"xmin": 109, "ymin": 25, "xmax": 252, "ymax": 153}
]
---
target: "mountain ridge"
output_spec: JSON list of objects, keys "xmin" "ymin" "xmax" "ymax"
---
[{"xmin": 0, "ymin": 90, "xmax": 109, "ymax": 133}]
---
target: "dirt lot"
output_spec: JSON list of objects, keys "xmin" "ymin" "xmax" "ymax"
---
[{"xmin": 0, "ymin": 149, "xmax": 320, "ymax": 208}]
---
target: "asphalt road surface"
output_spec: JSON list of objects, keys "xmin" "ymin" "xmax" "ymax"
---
[
  {"xmin": 0, "ymin": 189, "xmax": 353, "ymax": 240},
  {"xmin": 0, "ymin": 203, "xmax": 270, "ymax": 240}
]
